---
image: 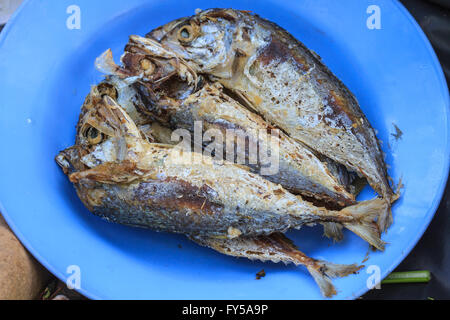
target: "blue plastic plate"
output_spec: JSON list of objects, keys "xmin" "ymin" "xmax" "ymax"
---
[{"xmin": 0, "ymin": 0, "xmax": 448, "ymax": 299}]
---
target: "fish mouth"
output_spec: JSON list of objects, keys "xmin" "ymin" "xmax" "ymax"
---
[{"xmin": 55, "ymin": 146, "xmax": 87, "ymax": 176}]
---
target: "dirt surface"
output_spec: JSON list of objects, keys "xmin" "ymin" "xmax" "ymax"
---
[{"xmin": 0, "ymin": 214, "xmax": 50, "ymax": 299}]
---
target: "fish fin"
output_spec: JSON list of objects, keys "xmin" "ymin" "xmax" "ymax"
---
[
  {"xmin": 377, "ymin": 204, "xmax": 393, "ymax": 233},
  {"xmin": 69, "ymin": 160, "xmax": 144, "ymax": 184},
  {"xmin": 339, "ymin": 198, "xmax": 387, "ymax": 251},
  {"xmin": 189, "ymin": 233, "xmax": 362, "ymax": 298},
  {"xmin": 378, "ymin": 177, "xmax": 403, "ymax": 232},
  {"xmin": 322, "ymin": 222, "xmax": 344, "ymax": 242},
  {"xmin": 95, "ymin": 49, "xmax": 132, "ymax": 78},
  {"xmin": 306, "ymin": 261, "xmax": 362, "ymax": 297}
]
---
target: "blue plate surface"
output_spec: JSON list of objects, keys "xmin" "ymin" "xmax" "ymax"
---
[{"xmin": 0, "ymin": 0, "xmax": 448, "ymax": 299}]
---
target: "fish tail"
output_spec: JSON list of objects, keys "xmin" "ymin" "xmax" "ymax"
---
[
  {"xmin": 377, "ymin": 204, "xmax": 392, "ymax": 233},
  {"xmin": 322, "ymin": 222, "xmax": 344, "ymax": 242},
  {"xmin": 378, "ymin": 177, "xmax": 402, "ymax": 232},
  {"xmin": 306, "ymin": 261, "xmax": 363, "ymax": 298},
  {"xmin": 190, "ymin": 233, "xmax": 362, "ymax": 297},
  {"xmin": 339, "ymin": 198, "xmax": 387, "ymax": 251}
]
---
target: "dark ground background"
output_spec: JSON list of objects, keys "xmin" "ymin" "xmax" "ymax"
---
[
  {"xmin": 364, "ymin": 0, "xmax": 450, "ymax": 300},
  {"xmin": 0, "ymin": 0, "xmax": 448, "ymax": 300}
]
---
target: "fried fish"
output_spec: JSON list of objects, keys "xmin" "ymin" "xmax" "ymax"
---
[
  {"xmin": 95, "ymin": 43, "xmax": 357, "ymax": 209},
  {"xmin": 56, "ymin": 88, "xmax": 385, "ymax": 249},
  {"xmin": 147, "ymin": 8, "xmax": 396, "ymax": 231}
]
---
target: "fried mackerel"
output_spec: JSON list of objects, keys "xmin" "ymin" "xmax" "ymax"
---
[
  {"xmin": 56, "ymin": 87, "xmax": 385, "ymax": 296},
  {"xmin": 95, "ymin": 38, "xmax": 356, "ymax": 210},
  {"xmin": 57, "ymin": 87, "xmax": 385, "ymax": 246},
  {"xmin": 147, "ymin": 8, "xmax": 396, "ymax": 231}
]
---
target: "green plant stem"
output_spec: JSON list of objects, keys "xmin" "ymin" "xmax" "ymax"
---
[{"xmin": 381, "ymin": 270, "xmax": 431, "ymax": 284}]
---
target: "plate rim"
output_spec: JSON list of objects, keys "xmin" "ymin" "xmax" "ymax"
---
[{"xmin": 0, "ymin": 0, "xmax": 449, "ymax": 300}]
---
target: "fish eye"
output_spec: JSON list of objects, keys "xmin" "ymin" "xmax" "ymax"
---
[
  {"xmin": 140, "ymin": 58, "xmax": 155, "ymax": 74},
  {"xmin": 97, "ymin": 83, "xmax": 118, "ymax": 100},
  {"xmin": 85, "ymin": 126, "xmax": 104, "ymax": 145},
  {"xmin": 177, "ymin": 25, "xmax": 195, "ymax": 42}
]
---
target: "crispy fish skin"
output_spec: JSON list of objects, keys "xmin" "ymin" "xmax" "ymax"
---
[
  {"xmin": 144, "ymin": 80, "xmax": 356, "ymax": 208},
  {"xmin": 56, "ymin": 90, "xmax": 385, "ymax": 249},
  {"xmin": 95, "ymin": 45, "xmax": 356, "ymax": 208},
  {"xmin": 148, "ymin": 8, "xmax": 395, "ymax": 231},
  {"xmin": 191, "ymin": 233, "xmax": 362, "ymax": 297},
  {"xmin": 67, "ymin": 142, "xmax": 385, "ymax": 249}
]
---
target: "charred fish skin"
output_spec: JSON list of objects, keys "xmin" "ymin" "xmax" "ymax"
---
[
  {"xmin": 56, "ymin": 90, "xmax": 385, "ymax": 249},
  {"xmin": 66, "ymin": 143, "xmax": 361, "ymax": 240},
  {"xmin": 191, "ymin": 233, "xmax": 363, "ymax": 297},
  {"xmin": 148, "ymin": 8, "xmax": 395, "ymax": 230},
  {"xmin": 141, "ymin": 79, "xmax": 356, "ymax": 208},
  {"xmin": 68, "ymin": 144, "xmax": 386, "ymax": 250},
  {"xmin": 96, "ymin": 35, "xmax": 357, "ymax": 208}
]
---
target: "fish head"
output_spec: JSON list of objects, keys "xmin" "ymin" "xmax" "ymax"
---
[
  {"xmin": 56, "ymin": 86, "xmax": 146, "ymax": 175},
  {"xmin": 95, "ymin": 36, "xmax": 200, "ymax": 110},
  {"xmin": 123, "ymin": 35, "xmax": 199, "ymax": 93},
  {"xmin": 121, "ymin": 36, "xmax": 182, "ymax": 81},
  {"xmin": 96, "ymin": 39, "xmax": 185, "ymax": 85},
  {"xmin": 97, "ymin": 35, "xmax": 207, "ymax": 121},
  {"xmin": 147, "ymin": 9, "xmax": 244, "ymax": 76}
]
